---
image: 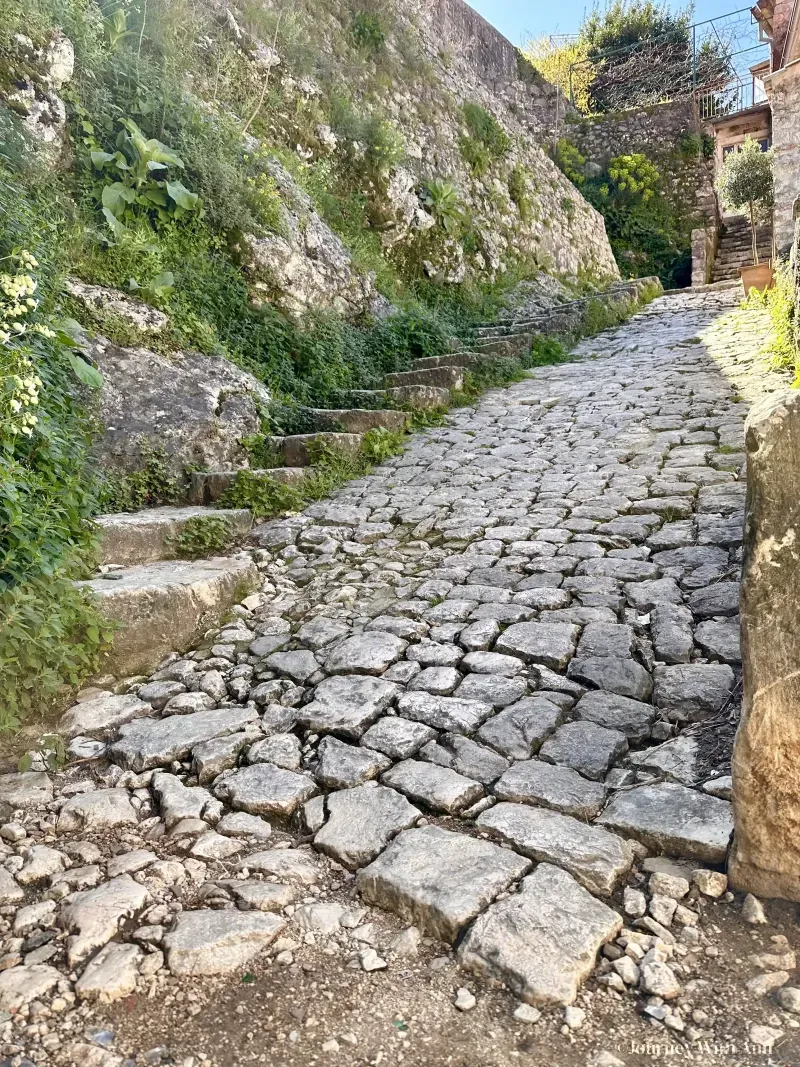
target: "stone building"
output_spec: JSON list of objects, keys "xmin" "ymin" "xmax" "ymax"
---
[{"xmin": 755, "ymin": 0, "xmax": 800, "ymax": 251}]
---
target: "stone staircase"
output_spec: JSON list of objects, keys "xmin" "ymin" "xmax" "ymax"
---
[
  {"xmin": 711, "ymin": 216, "xmax": 773, "ymax": 283},
  {"xmin": 472, "ymin": 277, "xmax": 658, "ymax": 358},
  {"xmin": 85, "ymin": 276, "xmax": 661, "ymax": 678}
]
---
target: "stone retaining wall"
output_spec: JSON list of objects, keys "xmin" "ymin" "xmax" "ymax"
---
[{"xmin": 565, "ymin": 99, "xmax": 717, "ymax": 225}]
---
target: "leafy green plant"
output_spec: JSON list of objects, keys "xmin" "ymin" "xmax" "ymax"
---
[
  {"xmin": 217, "ymin": 470, "xmax": 303, "ymax": 519},
  {"xmin": 716, "ymin": 137, "xmax": 774, "ymax": 265},
  {"xmin": 360, "ymin": 426, "xmax": 405, "ymax": 462},
  {"xmin": 421, "ymin": 180, "xmax": 464, "ymax": 234},
  {"xmin": 459, "ymin": 104, "xmax": 511, "ymax": 178},
  {"xmin": 91, "ymin": 119, "xmax": 202, "ymax": 236},
  {"xmin": 18, "ymin": 733, "xmax": 67, "ymax": 772},
  {"xmin": 96, "ymin": 450, "xmax": 179, "ymax": 513},
  {"xmin": 171, "ymin": 515, "xmax": 233, "ymax": 559},
  {"xmin": 553, "ymin": 138, "xmax": 587, "ymax": 187}
]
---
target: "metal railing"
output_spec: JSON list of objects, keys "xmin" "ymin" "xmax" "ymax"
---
[{"xmin": 695, "ymin": 76, "xmax": 769, "ymax": 118}]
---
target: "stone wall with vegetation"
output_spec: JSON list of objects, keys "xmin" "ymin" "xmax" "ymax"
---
[{"xmin": 554, "ymin": 99, "xmax": 717, "ymax": 287}]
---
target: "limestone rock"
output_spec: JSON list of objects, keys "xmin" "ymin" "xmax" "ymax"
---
[
  {"xmin": 88, "ymin": 334, "xmax": 270, "ymax": 477},
  {"xmin": 60, "ymin": 874, "xmax": 150, "ymax": 966},
  {"xmin": 382, "ymin": 759, "xmax": 483, "ymax": 814},
  {"xmin": 164, "ymin": 910, "xmax": 285, "ymax": 975},
  {"xmin": 59, "ymin": 692, "xmax": 151, "ymax": 740},
  {"xmin": 475, "ymin": 696, "xmax": 565, "ymax": 759},
  {"xmin": 597, "ymin": 781, "xmax": 733, "ymax": 862},
  {"xmin": 360, "ymin": 717, "xmax": 437, "ymax": 760},
  {"xmin": 477, "ymin": 802, "xmax": 632, "ymax": 896},
  {"xmin": 0, "ymin": 964, "xmax": 62, "ymax": 1013},
  {"xmin": 539, "ymin": 721, "xmax": 628, "ymax": 781},
  {"xmin": 75, "ymin": 943, "xmax": 143, "ymax": 1002},
  {"xmin": 216, "ymin": 763, "xmax": 318, "ymax": 819},
  {"xmin": 80, "ymin": 556, "xmax": 260, "ymax": 677},
  {"xmin": 730, "ymin": 411, "xmax": 800, "ymax": 892},
  {"xmin": 493, "ymin": 760, "xmax": 606, "ymax": 819},
  {"xmin": 573, "ymin": 690, "xmax": 655, "ymax": 743},
  {"xmin": 567, "ymin": 656, "xmax": 653, "ymax": 701},
  {"xmin": 325, "ymin": 631, "xmax": 407, "ymax": 675},
  {"xmin": 357, "ymin": 825, "xmax": 530, "ymax": 942},
  {"xmin": 396, "ymin": 692, "xmax": 492, "ymax": 733},
  {"xmin": 314, "ymin": 785, "xmax": 420, "ymax": 870},
  {"xmin": 316, "ymin": 737, "xmax": 391, "ymax": 789},
  {"xmin": 298, "ymin": 675, "xmax": 398, "ymax": 738},
  {"xmin": 418, "ymin": 733, "xmax": 509, "ymax": 785},
  {"xmin": 57, "ymin": 789, "xmax": 137, "ymax": 833},
  {"xmin": 238, "ymin": 848, "xmax": 320, "ymax": 884},
  {"xmin": 495, "ymin": 621, "xmax": 579, "ymax": 670},
  {"xmin": 239, "ymin": 160, "xmax": 382, "ymax": 320},
  {"xmin": 458, "ymin": 864, "xmax": 622, "ymax": 1006},
  {"xmin": 653, "ymin": 664, "xmax": 735, "ymax": 721},
  {"xmin": 0, "ymin": 771, "xmax": 53, "ymax": 809},
  {"xmin": 110, "ymin": 704, "xmax": 258, "ymax": 772}
]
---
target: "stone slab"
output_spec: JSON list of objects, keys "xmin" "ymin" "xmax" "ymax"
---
[
  {"xmin": 597, "ymin": 781, "xmax": 733, "ymax": 862},
  {"xmin": 110, "ymin": 705, "xmax": 258, "ymax": 772},
  {"xmin": 357, "ymin": 825, "xmax": 530, "ymax": 942},
  {"xmin": 477, "ymin": 802, "xmax": 632, "ymax": 896},
  {"xmin": 493, "ymin": 760, "xmax": 606, "ymax": 819},
  {"xmin": 164, "ymin": 910, "xmax": 285, "ymax": 975},
  {"xmin": 314, "ymin": 785, "xmax": 420, "ymax": 870},
  {"xmin": 458, "ymin": 863, "xmax": 623, "ymax": 1006},
  {"xmin": 78, "ymin": 556, "xmax": 259, "ymax": 676}
]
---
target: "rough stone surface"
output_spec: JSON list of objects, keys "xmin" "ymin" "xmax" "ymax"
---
[
  {"xmin": 493, "ymin": 760, "xmax": 606, "ymax": 819},
  {"xmin": 164, "ymin": 910, "xmax": 285, "ymax": 975},
  {"xmin": 458, "ymin": 863, "xmax": 623, "ymax": 1006},
  {"xmin": 475, "ymin": 697, "xmax": 565, "ymax": 758},
  {"xmin": 477, "ymin": 803, "xmax": 632, "ymax": 896},
  {"xmin": 314, "ymin": 785, "xmax": 420, "ymax": 870},
  {"xmin": 357, "ymin": 825, "xmax": 530, "ymax": 942},
  {"xmin": 110, "ymin": 705, "xmax": 258, "ymax": 772},
  {"xmin": 382, "ymin": 759, "xmax": 483, "ymax": 814},
  {"xmin": 597, "ymin": 782, "xmax": 734, "ymax": 862},
  {"xmin": 731, "ymin": 389, "xmax": 800, "ymax": 901},
  {"xmin": 298, "ymin": 676, "xmax": 398, "ymax": 738},
  {"xmin": 216, "ymin": 763, "xmax": 318, "ymax": 819},
  {"xmin": 539, "ymin": 721, "xmax": 628, "ymax": 781},
  {"xmin": 80, "ymin": 556, "xmax": 259, "ymax": 676}
]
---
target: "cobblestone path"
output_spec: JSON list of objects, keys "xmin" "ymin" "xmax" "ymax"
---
[{"xmin": 3, "ymin": 287, "xmax": 799, "ymax": 1067}]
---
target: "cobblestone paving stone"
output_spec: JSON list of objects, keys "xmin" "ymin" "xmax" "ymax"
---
[{"xmin": 4, "ymin": 289, "xmax": 800, "ymax": 1066}]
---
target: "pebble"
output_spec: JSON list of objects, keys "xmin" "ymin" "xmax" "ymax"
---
[
  {"xmin": 454, "ymin": 987, "xmax": 476, "ymax": 1011},
  {"xmin": 742, "ymin": 894, "xmax": 768, "ymax": 924}
]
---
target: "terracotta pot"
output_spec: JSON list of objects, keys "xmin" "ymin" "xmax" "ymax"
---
[{"xmin": 740, "ymin": 262, "xmax": 774, "ymax": 296}]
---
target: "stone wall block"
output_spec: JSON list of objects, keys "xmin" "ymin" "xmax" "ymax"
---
[{"xmin": 730, "ymin": 389, "xmax": 800, "ymax": 900}]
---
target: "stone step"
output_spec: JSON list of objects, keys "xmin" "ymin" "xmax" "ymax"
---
[
  {"xmin": 411, "ymin": 352, "xmax": 497, "ymax": 370},
  {"xmin": 473, "ymin": 335, "xmax": 530, "ymax": 358},
  {"xmin": 268, "ymin": 432, "xmax": 363, "ymax": 467},
  {"xmin": 77, "ymin": 555, "xmax": 259, "ymax": 676},
  {"xmin": 95, "ymin": 507, "xmax": 253, "ymax": 567},
  {"xmin": 383, "ymin": 366, "xmax": 465, "ymax": 391},
  {"xmin": 348, "ymin": 385, "xmax": 450, "ymax": 410},
  {"xmin": 308, "ymin": 408, "xmax": 409, "ymax": 434},
  {"xmin": 188, "ymin": 467, "xmax": 307, "ymax": 506}
]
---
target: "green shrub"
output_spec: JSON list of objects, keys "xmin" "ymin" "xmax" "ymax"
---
[
  {"xmin": 96, "ymin": 450, "xmax": 179, "ymax": 514},
  {"xmin": 507, "ymin": 165, "xmax": 534, "ymax": 222},
  {"xmin": 459, "ymin": 103, "xmax": 511, "ymax": 176},
  {"xmin": 553, "ymin": 138, "xmax": 587, "ymax": 187},
  {"xmin": 217, "ymin": 470, "xmax": 304, "ymax": 519},
  {"xmin": 351, "ymin": 11, "xmax": 386, "ymax": 55},
  {"xmin": 171, "ymin": 515, "xmax": 233, "ymax": 559}
]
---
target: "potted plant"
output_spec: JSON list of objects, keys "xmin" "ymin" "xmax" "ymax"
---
[{"xmin": 715, "ymin": 136, "xmax": 775, "ymax": 294}]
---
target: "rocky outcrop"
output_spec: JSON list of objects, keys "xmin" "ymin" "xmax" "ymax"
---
[
  {"xmin": 730, "ymin": 390, "xmax": 800, "ymax": 902},
  {"xmin": 239, "ymin": 160, "xmax": 389, "ymax": 320},
  {"xmin": 3, "ymin": 31, "xmax": 74, "ymax": 168},
  {"xmin": 87, "ymin": 334, "xmax": 270, "ymax": 477}
]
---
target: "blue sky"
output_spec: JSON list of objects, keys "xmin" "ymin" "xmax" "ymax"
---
[{"xmin": 466, "ymin": 1, "xmax": 753, "ymax": 48}]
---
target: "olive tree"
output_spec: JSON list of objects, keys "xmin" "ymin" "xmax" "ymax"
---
[{"xmin": 716, "ymin": 137, "xmax": 774, "ymax": 265}]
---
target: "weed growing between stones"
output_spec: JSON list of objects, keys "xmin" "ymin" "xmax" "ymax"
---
[
  {"xmin": 170, "ymin": 515, "xmax": 235, "ymax": 560},
  {"xmin": 745, "ymin": 261, "xmax": 798, "ymax": 380}
]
